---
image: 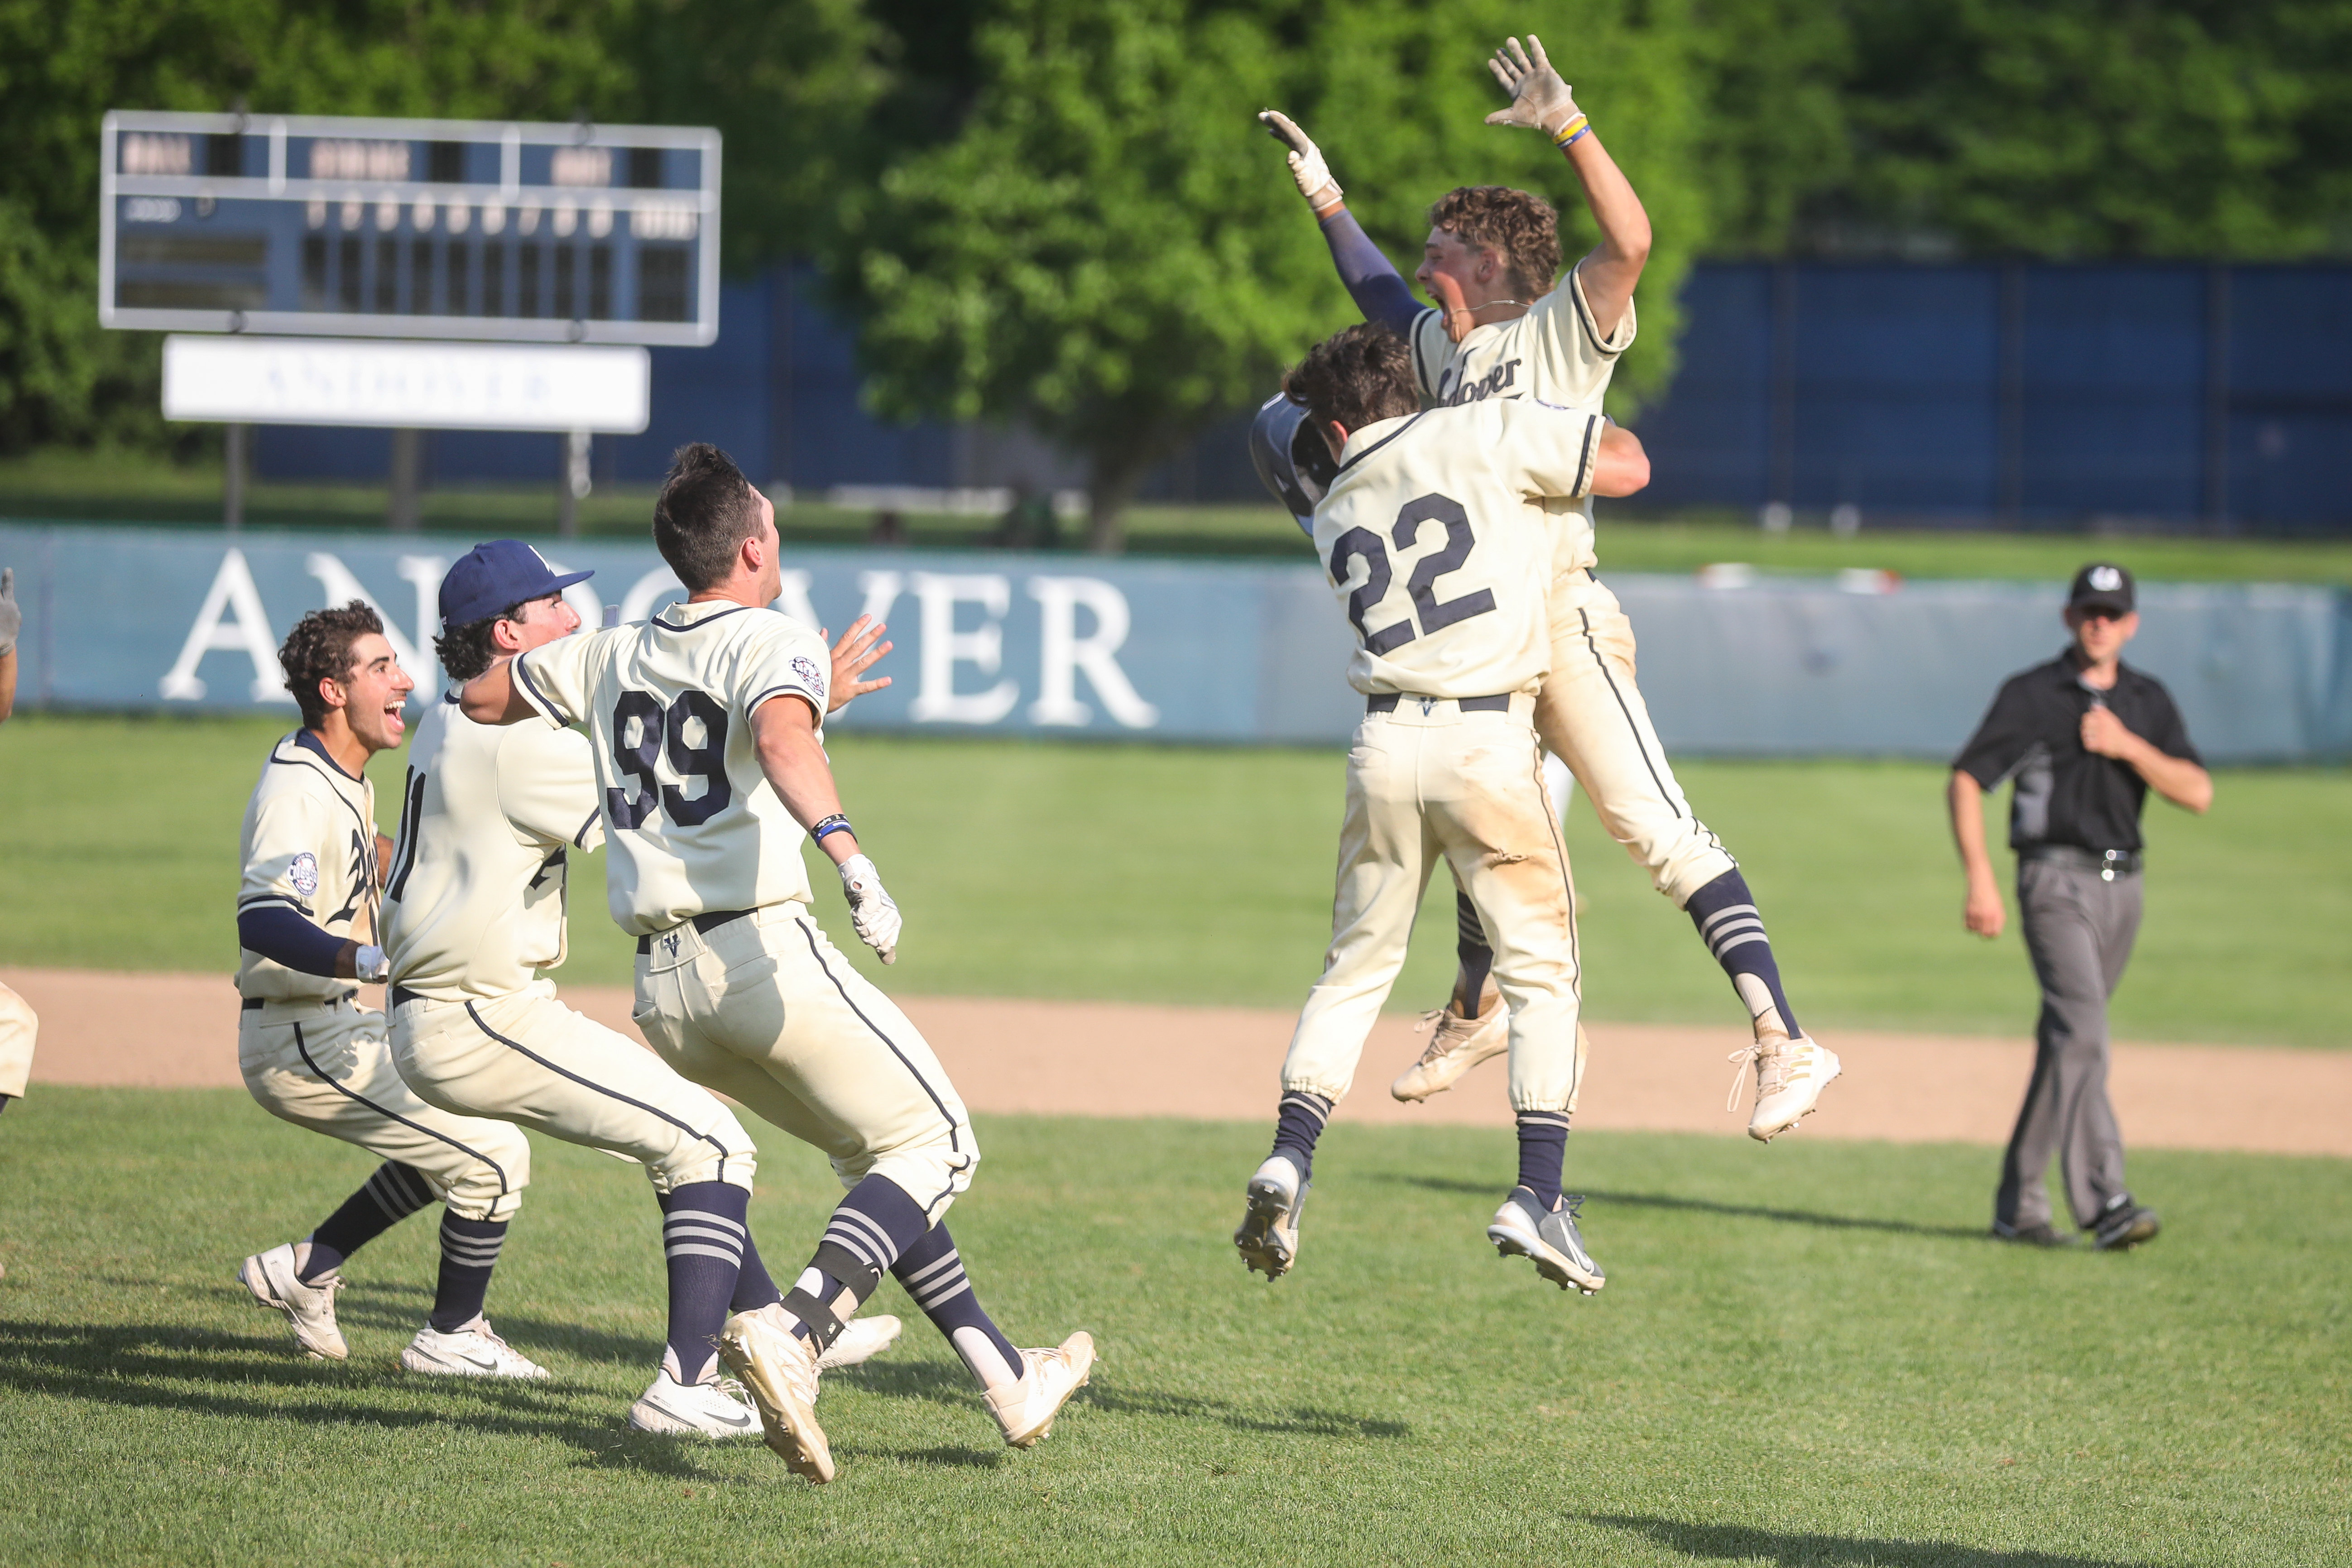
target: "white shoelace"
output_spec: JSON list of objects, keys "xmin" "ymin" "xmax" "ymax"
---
[{"xmin": 1725, "ymin": 1039, "xmax": 1791, "ymax": 1112}]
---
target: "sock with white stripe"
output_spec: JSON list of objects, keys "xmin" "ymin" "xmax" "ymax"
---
[
  {"xmin": 1514, "ymin": 1111, "xmax": 1572, "ymax": 1211},
  {"xmin": 782, "ymin": 1175, "xmax": 929, "ymax": 1353},
  {"xmin": 1685, "ymin": 870, "xmax": 1803, "ymax": 1041},
  {"xmin": 427, "ymin": 1213, "xmax": 509, "ymax": 1333},
  {"xmin": 658, "ymin": 1182, "xmax": 753, "ymax": 1384},
  {"xmin": 301, "ymin": 1160, "xmax": 435, "ymax": 1282},
  {"xmin": 1268, "ymin": 1090, "xmax": 1334, "ymax": 1181},
  {"xmin": 890, "ymin": 1221, "xmax": 1023, "ymax": 1391}
]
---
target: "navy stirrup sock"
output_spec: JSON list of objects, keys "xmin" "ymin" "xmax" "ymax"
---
[
  {"xmin": 731, "ymin": 1228, "xmax": 783, "ymax": 1313},
  {"xmin": 1514, "ymin": 1112, "xmax": 1571, "ymax": 1212},
  {"xmin": 659, "ymin": 1181, "xmax": 753, "ymax": 1383},
  {"xmin": 784, "ymin": 1175, "xmax": 929, "ymax": 1352},
  {"xmin": 303, "ymin": 1161, "xmax": 435, "ymax": 1281},
  {"xmin": 1453, "ymin": 887, "xmax": 1496, "ymax": 1013},
  {"xmin": 1268, "ymin": 1091, "xmax": 1333, "ymax": 1181},
  {"xmin": 892, "ymin": 1221, "xmax": 1023, "ymax": 1389},
  {"xmin": 1685, "ymin": 870, "xmax": 1802, "ymax": 1040},
  {"xmin": 427, "ymin": 1213, "xmax": 509, "ymax": 1333}
]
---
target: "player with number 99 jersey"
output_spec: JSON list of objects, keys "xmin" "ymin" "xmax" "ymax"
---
[{"xmin": 508, "ymin": 602, "xmax": 830, "ymax": 935}]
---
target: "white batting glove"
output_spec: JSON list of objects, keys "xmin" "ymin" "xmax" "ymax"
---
[
  {"xmin": 837, "ymin": 853, "xmax": 901, "ymax": 965},
  {"xmin": 1258, "ymin": 110, "xmax": 1344, "ymax": 216},
  {"xmin": 1484, "ymin": 35, "xmax": 1584, "ymax": 139},
  {"xmin": 0, "ymin": 568, "xmax": 20, "ymax": 657},
  {"xmin": 354, "ymin": 944, "xmax": 391, "ymax": 983}
]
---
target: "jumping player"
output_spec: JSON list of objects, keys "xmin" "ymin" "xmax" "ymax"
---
[
  {"xmin": 380, "ymin": 542, "xmax": 899, "ymax": 1439},
  {"xmin": 1236, "ymin": 323, "xmax": 1650, "ymax": 1295},
  {"xmin": 1256, "ymin": 35, "xmax": 1841, "ymax": 1140},
  {"xmin": 461, "ymin": 445, "xmax": 1091, "ymax": 1483},
  {"xmin": 233, "ymin": 604, "xmax": 542, "ymax": 1376}
]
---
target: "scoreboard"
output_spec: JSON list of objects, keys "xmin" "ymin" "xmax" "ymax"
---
[{"xmin": 101, "ymin": 110, "xmax": 720, "ymax": 347}]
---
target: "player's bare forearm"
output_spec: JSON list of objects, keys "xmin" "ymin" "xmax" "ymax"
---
[
  {"xmin": 374, "ymin": 833, "xmax": 395, "ymax": 886},
  {"xmin": 1947, "ymin": 771, "xmax": 2006, "ymax": 939},
  {"xmin": 0, "ymin": 647, "xmax": 15, "ymax": 724},
  {"xmin": 1564, "ymin": 130, "xmax": 1650, "ymax": 341},
  {"xmin": 1591, "ymin": 424, "xmax": 1650, "ymax": 498},
  {"xmin": 458, "ymin": 660, "xmax": 538, "ymax": 726},
  {"xmin": 750, "ymin": 695, "xmax": 860, "ymax": 865}
]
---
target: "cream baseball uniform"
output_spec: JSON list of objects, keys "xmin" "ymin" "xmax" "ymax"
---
[
  {"xmin": 510, "ymin": 599, "xmax": 975, "ymax": 1215},
  {"xmin": 1409, "ymin": 269, "xmax": 1735, "ymax": 905},
  {"xmin": 0, "ymin": 981, "xmax": 34, "ymax": 1101},
  {"xmin": 1282, "ymin": 400, "xmax": 1598, "ymax": 1113},
  {"xmin": 236, "ymin": 730, "xmax": 528, "ymax": 1220},
  {"xmin": 381, "ymin": 690, "xmax": 758, "ymax": 1194}
]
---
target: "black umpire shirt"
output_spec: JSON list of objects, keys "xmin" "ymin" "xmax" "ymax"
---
[{"xmin": 1953, "ymin": 648, "xmax": 2202, "ymax": 854}]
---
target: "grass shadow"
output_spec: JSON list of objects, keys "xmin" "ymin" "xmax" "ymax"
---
[
  {"xmin": 1084, "ymin": 1383, "xmax": 1408, "ymax": 1440},
  {"xmin": 1588, "ymin": 1514, "xmax": 2150, "ymax": 1567},
  {"xmin": 1373, "ymin": 1174, "xmax": 1984, "ymax": 1241}
]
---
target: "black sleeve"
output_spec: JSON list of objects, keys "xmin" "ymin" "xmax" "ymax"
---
[
  {"xmin": 238, "ymin": 905, "xmax": 350, "ymax": 977},
  {"xmin": 1953, "ymin": 674, "xmax": 2040, "ymax": 788},
  {"xmin": 2141, "ymin": 682, "xmax": 2203, "ymax": 767}
]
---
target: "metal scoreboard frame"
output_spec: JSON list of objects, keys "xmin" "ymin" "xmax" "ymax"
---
[{"xmin": 100, "ymin": 110, "xmax": 720, "ymax": 347}]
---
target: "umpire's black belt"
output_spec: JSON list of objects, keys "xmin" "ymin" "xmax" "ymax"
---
[
  {"xmin": 1367, "ymin": 692, "xmax": 1513, "ymax": 714},
  {"xmin": 2020, "ymin": 844, "xmax": 2144, "ymax": 879},
  {"xmin": 636, "ymin": 907, "xmax": 755, "ymax": 955}
]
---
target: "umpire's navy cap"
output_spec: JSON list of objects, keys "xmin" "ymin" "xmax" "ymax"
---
[
  {"xmin": 2067, "ymin": 562, "xmax": 2135, "ymax": 617},
  {"xmin": 439, "ymin": 540, "xmax": 594, "ymax": 629}
]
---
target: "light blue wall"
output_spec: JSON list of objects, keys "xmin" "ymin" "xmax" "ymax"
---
[{"xmin": 1, "ymin": 525, "xmax": 2342, "ymax": 761}]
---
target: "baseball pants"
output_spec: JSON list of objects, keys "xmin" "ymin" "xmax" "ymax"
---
[
  {"xmin": 1996, "ymin": 856, "xmax": 2141, "ymax": 1231},
  {"xmin": 1534, "ymin": 569, "xmax": 1737, "ymax": 906},
  {"xmin": 632, "ymin": 903, "xmax": 976, "ymax": 1218},
  {"xmin": 240, "ymin": 995, "xmax": 528, "ymax": 1221},
  {"xmin": 391, "ymin": 982, "xmax": 757, "ymax": 1195},
  {"xmin": 0, "ymin": 980, "xmax": 35, "ymax": 1099},
  {"xmin": 1283, "ymin": 695, "xmax": 1584, "ymax": 1113}
]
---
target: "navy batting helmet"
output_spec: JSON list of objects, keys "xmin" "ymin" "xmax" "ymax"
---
[{"xmin": 1248, "ymin": 391, "xmax": 1339, "ymax": 537}]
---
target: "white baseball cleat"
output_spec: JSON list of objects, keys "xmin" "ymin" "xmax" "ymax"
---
[
  {"xmin": 1391, "ymin": 984, "xmax": 1508, "ymax": 1102},
  {"xmin": 814, "ymin": 1312, "xmax": 902, "ymax": 1381},
  {"xmin": 629, "ymin": 1370, "xmax": 763, "ymax": 1439},
  {"xmin": 1233, "ymin": 1155, "xmax": 1308, "ymax": 1280},
  {"xmin": 984, "ymin": 1332, "xmax": 1096, "ymax": 1448},
  {"xmin": 719, "ymin": 1302, "xmax": 835, "ymax": 1483},
  {"xmin": 400, "ymin": 1317, "xmax": 550, "ymax": 1379},
  {"xmin": 1731, "ymin": 1034, "xmax": 1843, "ymax": 1142},
  {"xmin": 237, "ymin": 1242, "xmax": 348, "ymax": 1361}
]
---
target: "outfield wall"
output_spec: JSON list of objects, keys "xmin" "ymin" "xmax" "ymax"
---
[{"xmin": 1, "ymin": 524, "xmax": 2342, "ymax": 761}]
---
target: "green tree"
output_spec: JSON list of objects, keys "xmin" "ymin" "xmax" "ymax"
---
[{"xmin": 827, "ymin": 0, "xmax": 1712, "ymax": 550}]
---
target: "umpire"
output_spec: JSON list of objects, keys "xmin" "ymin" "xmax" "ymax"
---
[{"xmin": 1948, "ymin": 564, "xmax": 2212, "ymax": 1250}]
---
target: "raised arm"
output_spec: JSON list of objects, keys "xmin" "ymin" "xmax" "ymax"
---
[
  {"xmin": 1258, "ymin": 111, "xmax": 1423, "ymax": 335},
  {"xmin": 1591, "ymin": 423, "xmax": 1650, "ymax": 498},
  {"xmin": 1484, "ymin": 36, "xmax": 1651, "ymax": 340},
  {"xmin": 750, "ymin": 693, "xmax": 902, "ymax": 964},
  {"xmin": 458, "ymin": 658, "xmax": 538, "ymax": 726}
]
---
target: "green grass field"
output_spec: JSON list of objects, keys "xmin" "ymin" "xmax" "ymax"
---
[
  {"xmin": 0, "ymin": 1089, "xmax": 2344, "ymax": 1565},
  {"xmin": 0, "ymin": 716, "xmax": 2343, "ymax": 1047}
]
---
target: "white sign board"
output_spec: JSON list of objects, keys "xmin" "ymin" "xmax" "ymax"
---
[{"xmin": 161, "ymin": 335, "xmax": 651, "ymax": 432}]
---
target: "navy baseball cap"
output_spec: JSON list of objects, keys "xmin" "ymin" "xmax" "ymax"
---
[
  {"xmin": 2068, "ymin": 562, "xmax": 2135, "ymax": 617},
  {"xmin": 438, "ymin": 541, "xmax": 594, "ymax": 629}
]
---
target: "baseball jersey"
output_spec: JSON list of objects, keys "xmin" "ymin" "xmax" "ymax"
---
[
  {"xmin": 1315, "ymin": 399, "xmax": 1605, "ymax": 699},
  {"xmin": 380, "ymin": 690, "xmax": 605, "ymax": 1003},
  {"xmin": 236, "ymin": 730, "xmax": 380, "ymax": 1003},
  {"xmin": 511, "ymin": 599, "xmax": 831, "ymax": 937},
  {"xmin": 1406, "ymin": 267, "xmax": 1633, "ymax": 575}
]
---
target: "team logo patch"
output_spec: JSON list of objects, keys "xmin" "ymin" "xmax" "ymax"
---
[
  {"xmin": 289, "ymin": 851, "xmax": 319, "ymax": 898},
  {"xmin": 791, "ymin": 655, "xmax": 822, "ymax": 690},
  {"xmin": 2088, "ymin": 565, "xmax": 2123, "ymax": 591}
]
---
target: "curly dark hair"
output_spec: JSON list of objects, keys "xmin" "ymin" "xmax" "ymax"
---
[
  {"xmin": 279, "ymin": 602, "xmax": 384, "ymax": 728},
  {"xmin": 653, "ymin": 442, "xmax": 762, "ymax": 591},
  {"xmin": 433, "ymin": 605, "xmax": 525, "ymax": 684},
  {"xmin": 1283, "ymin": 323, "xmax": 1418, "ymax": 437},
  {"xmin": 1428, "ymin": 186, "xmax": 1561, "ymax": 302}
]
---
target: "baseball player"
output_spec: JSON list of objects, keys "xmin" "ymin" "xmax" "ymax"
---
[
  {"xmin": 1235, "ymin": 322, "xmax": 1650, "ymax": 1295},
  {"xmin": 232, "ymin": 604, "xmax": 542, "ymax": 1376},
  {"xmin": 380, "ymin": 542, "xmax": 900, "ymax": 1439},
  {"xmin": 1256, "ymin": 35, "xmax": 1840, "ymax": 1139},
  {"xmin": 0, "ymin": 566, "xmax": 34, "ymax": 1117},
  {"xmin": 461, "ymin": 444, "xmax": 1091, "ymax": 1483}
]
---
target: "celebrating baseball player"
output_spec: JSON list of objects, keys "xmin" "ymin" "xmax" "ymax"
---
[
  {"xmin": 1255, "ymin": 35, "xmax": 1840, "ymax": 1139},
  {"xmin": 232, "ymin": 604, "xmax": 542, "ymax": 1376},
  {"xmin": 461, "ymin": 445, "xmax": 1091, "ymax": 1483},
  {"xmin": 1235, "ymin": 322, "xmax": 1651, "ymax": 1295},
  {"xmin": 379, "ymin": 542, "xmax": 899, "ymax": 1440}
]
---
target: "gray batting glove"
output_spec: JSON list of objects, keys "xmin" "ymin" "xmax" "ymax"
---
[
  {"xmin": 1484, "ymin": 35, "xmax": 1584, "ymax": 139},
  {"xmin": 355, "ymin": 944, "xmax": 392, "ymax": 983},
  {"xmin": 0, "ymin": 569, "xmax": 19, "ymax": 657},
  {"xmin": 838, "ymin": 853, "xmax": 901, "ymax": 964},
  {"xmin": 1258, "ymin": 110, "xmax": 1344, "ymax": 216}
]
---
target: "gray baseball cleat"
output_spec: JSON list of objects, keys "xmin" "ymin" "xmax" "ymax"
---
[
  {"xmin": 1233, "ymin": 1155, "xmax": 1308, "ymax": 1280},
  {"xmin": 237, "ymin": 1241, "xmax": 348, "ymax": 1360},
  {"xmin": 1487, "ymin": 1188, "xmax": 1606, "ymax": 1295},
  {"xmin": 2091, "ymin": 1198, "xmax": 2160, "ymax": 1251}
]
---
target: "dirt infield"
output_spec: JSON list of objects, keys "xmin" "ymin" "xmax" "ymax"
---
[{"xmin": 5, "ymin": 965, "xmax": 2345, "ymax": 1158}]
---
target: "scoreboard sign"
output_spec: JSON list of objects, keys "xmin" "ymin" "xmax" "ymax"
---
[{"xmin": 101, "ymin": 110, "xmax": 720, "ymax": 346}]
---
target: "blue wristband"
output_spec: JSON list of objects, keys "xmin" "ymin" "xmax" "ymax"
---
[{"xmin": 811, "ymin": 815, "xmax": 853, "ymax": 843}]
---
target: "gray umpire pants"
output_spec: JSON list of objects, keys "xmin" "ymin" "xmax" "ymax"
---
[{"xmin": 1995, "ymin": 854, "xmax": 2142, "ymax": 1231}]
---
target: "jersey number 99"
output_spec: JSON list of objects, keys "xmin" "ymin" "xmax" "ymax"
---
[{"xmin": 609, "ymin": 690, "xmax": 732, "ymax": 830}]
